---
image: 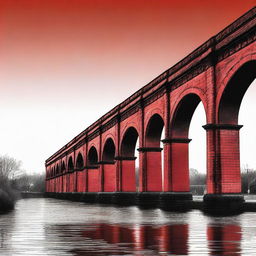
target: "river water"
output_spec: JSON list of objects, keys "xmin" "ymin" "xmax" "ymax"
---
[{"xmin": 0, "ymin": 198, "xmax": 256, "ymax": 255}]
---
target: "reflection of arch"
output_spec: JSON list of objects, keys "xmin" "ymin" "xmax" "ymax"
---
[
  {"xmin": 88, "ymin": 146, "xmax": 98, "ymax": 165},
  {"xmin": 171, "ymin": 93, "xmax": 205, "ymax": 138},
  {"xmin": 76, "ymin": 153, "xmax": 84, "ymax": 169},
  {"xmin": 145, "ymin": 114, "xmax": 164, "ymax": 147},
  {"xmin": 61, "ymin": 161, "xmax": 66, "ymax": 173},
  {"xmin": 218, "ymin": 60, "xmax": 256, "ymax": 124},
  {"xmin": 68, "ymin": 157, "xmax": 74, "ymax": 171},
  {"xmin": 102, "ymin": 138, "xmax": 115, "ymax": 162},
  {"xmin": 121, "ymin": 127, "xmax": 139, "ymax": 157}
]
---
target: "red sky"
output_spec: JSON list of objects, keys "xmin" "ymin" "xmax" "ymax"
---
[
  {"xmin": 0, "ymin": 0, "xmax": 255, "ymax": 173},
  {"xmin": 0, "ymin": 0, "xmax": 255, "ymax": 104}
]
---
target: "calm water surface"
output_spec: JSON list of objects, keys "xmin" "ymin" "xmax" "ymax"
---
[{"xmin": 0, "ymin": 198, "xmax": 256, "ymax": 255}]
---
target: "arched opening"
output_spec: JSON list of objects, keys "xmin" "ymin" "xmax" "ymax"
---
[
  {"xmin": 240, "ymin": 79, "xmax": 256, "ymax": 193},
  {"xmin": 68, "ymin": 157, "xmax": 74, "ymax": 171},
  {"xmin": 75, "ymin": 153, "xmax": 84, "ymax": 193},
  {"xmin": 121, "ymin": 127, "xmax": 138, "ymax": 157},
  {"xmin": 102, "ymin": 138, "xmax": 115, "ymax": 162},
  {"xmin": 189, "ymin": 102, "xmax": 207, "ymax": 195},
  {"xmin": 88, "ymin": 146, "xmax": 98, "ymax": 166},
  {"xmin": 76, "ymin": 153, "xmax": 84, "ymax": 170},
  {"xmin": 67, "ymin": 157, "xmax": 74, "ymax": 192},
  {"xmin": 144, "ymin": 114, "xmax": 164, "ymax": 191},
  {"xmin": 120, "ymin": 127, "xmax": 139, "ymax": 191},
  {"xmin": 54, "ymin": 164, "xmax": 60, "ymax": 192},
  {"xmin": 145, "ymin": 114, "xmax": 164, "ymax": 147},
  {"xmin": 217, "ymin": 61, "xmax": 256, "ymax": 194},
  {"xmin": 61, "ymin": 161, "xmax": 66, "ymax": 173},
  {"xmin": 87, "ymin": 146, "xmax": 99, "ymax": 192},
  {"xmin": 171, "ymin": 94, "xmax": 201, "ymax": 138},
  {"xmin": 102, "ymin": 138, "xmax": 116, "ymax": 192},
  {"xmin": 171, "ymin": 93, "xmax": 206, "ymax": 192}
]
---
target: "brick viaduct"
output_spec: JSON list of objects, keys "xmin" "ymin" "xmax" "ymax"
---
[{"xmin": 45, "ymin": 8, "xmax": 256, "ymax": 213}]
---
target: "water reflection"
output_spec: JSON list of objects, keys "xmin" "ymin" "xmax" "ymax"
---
[
  {"xmin": 207, "ymin": 224, "xmax": 241, "ymax": 256},
  {"xmin": 64, "ymin": 223, "xmax": 189, "ymax": 255},
  {"xmin": 0, "ymin": 199, "xmax": 255, "ymax": 255}
]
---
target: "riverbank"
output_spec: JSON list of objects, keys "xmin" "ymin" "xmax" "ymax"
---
[
  {"xmin": 0, "ymin": 189, "xmax": 15, "ymax": 212},
  {"xmin": 20, "ymin": 192, "xmax": 45, "ymax": 198},
  {"xmin": 0, "ymin": 191, "xmax": 45, "ymax": 213}
]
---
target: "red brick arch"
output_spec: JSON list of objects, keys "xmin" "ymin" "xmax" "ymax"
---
[
  {"xmin": 45, "ymin": 8, "xmax": 255, "ymax": 196},
  {"xmin": 216, "ymin": 53, "xmax": 256, "ymax": 112},
  {"xmin": 120, "ymin": 122, "xmax": 140, "ymax": 146},
  {"xmin": 75, "ymin": 152, "xmax": 84, "ymax": 169},
  {"xmin": 87, "ymin": 145, "xmax": 99, "ymax": 165},
  {"xmin": 144, "ymin": 108, "xmax": 164, "ymax": 130},
  {"xmin": 170, "ymin": 88, "xmax": 208, "ymax": 128}
]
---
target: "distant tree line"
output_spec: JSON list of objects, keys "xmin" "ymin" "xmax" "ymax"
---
[
  {"xmin": 11, "ymin": 173, "xmax": 45, "ymax": 193},
  {"xmin": 190, "ymin": 166, "xmax": 256, "ymax": 194}
]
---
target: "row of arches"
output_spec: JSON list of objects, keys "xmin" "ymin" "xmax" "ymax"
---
[{"xmin": 46, "ymin": 60, "xmax": 256, "ymax": 194}]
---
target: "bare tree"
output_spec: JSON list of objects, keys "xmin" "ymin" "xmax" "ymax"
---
[
  {"xmin": 189, "ymin": 168, "xmax": 206, "ymax": 185},
  {"xmin": 0, "ymin": 155, "xmax": 22, "ymax": 210},
  {"xmin": 241, "ymin": 165, "xmax": 256, "ymax": 193},
  {"xmin": 0, "ymin": 155, "xmax": 22, "ymax": 184}
]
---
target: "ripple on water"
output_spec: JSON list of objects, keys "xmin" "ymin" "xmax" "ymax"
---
[{"xmin": 0, "ymin": 198, "xmax": 254, "ymax": 255}]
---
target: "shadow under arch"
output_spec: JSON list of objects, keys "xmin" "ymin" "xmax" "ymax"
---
[
  {"xmin": 88, "ymin": 146, "xmax": 98, "ymax": 166},
  {"xmin": 61, "ymin": 161, "xmax": 66, "ymax": 173},
  {"xmin": 66, "ymin": 157, "xmax": 74, "ymax": 192},
  {"xmin": 170, "ymin": 93, "xmax": 207, "ymax": 192},
  {"xmin": 102, "ymin": 138, "xmax": 115, "ymax": 163},
  {"xmin": 68, "ymin": 157, "xmax": 74, "ymax": 171},
  {"xmin": 218, "ymin": 60, "xmax": 256, "ymax": 124},
  {"xmin": 119, "ymin": 127, "xmax": 139, "ymax": 191},
  {"xmin": 50, "ymin": 167, "xmax": 54, "ymax": 192},
  {"xmin": 55, "ymin": 164, "xmax": 59, "ymax": 175},
  {"xmin": 76, "ymin": 153, "xmax": 84, "ymax": 170},
  {"xmin": 143, "ymin": 113, "xmax": 165, "ymax": 191}
]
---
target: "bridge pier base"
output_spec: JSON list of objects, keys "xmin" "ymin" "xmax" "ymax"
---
[
  {"xmin": 135, "ymin": 192, "xmax": 161, "ymax": 208},
  {"xmin": 111, "ymin": 192, "xmax": 137, "ymax": 205},
  {"xmin": 81, "ymin": 192, "xmax": 98, "ymax": 203},
  {"xmin": 159, "ymin": 192, "xmax": 192, "ymax": 211},
  {"xmin": 203, "ymin": 194, "xmax": 245, "ymax": 215},
  {"xmin": 97, "ymin": 192, "xmax": 115, "ymax": 204}
]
